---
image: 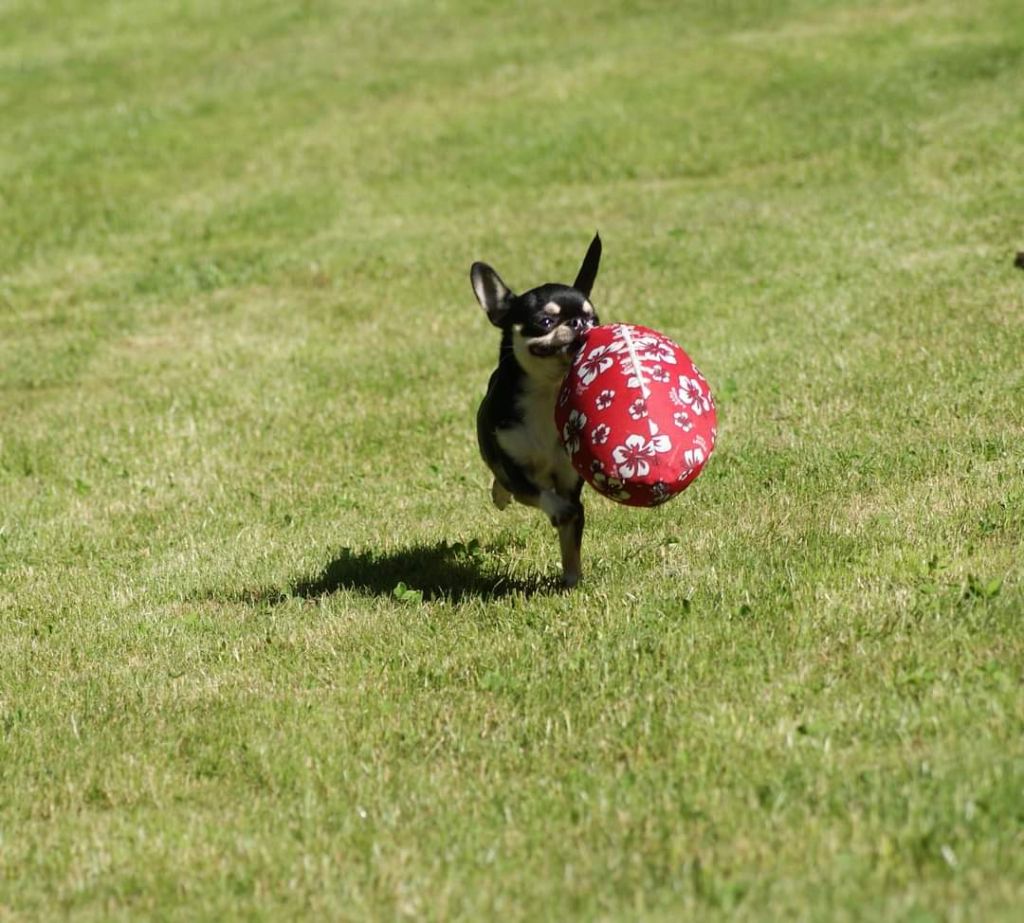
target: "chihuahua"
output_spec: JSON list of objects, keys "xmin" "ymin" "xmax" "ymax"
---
[{"xmin": 471, "ymin": 234, "xmax": 602, "ymax": 587}]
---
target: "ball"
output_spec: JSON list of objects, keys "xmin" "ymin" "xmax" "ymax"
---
[{"xmin": 555, "ymin": 324, "xmax": 717, "ymax": 507}]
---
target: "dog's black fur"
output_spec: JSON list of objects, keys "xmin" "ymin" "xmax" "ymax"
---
[{"xmin": 471, "ymin": 234, "xmax": 601, "ymax": 587}]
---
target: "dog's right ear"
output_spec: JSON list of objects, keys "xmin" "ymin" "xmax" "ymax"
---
[{"xmin": 471, "ymin": 262, "xmax": 515, "ymax": 327}]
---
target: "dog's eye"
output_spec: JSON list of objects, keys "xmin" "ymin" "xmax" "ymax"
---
[{"xmin": 536, "ymin": 315, "xmax": 557, "ymax": 331}]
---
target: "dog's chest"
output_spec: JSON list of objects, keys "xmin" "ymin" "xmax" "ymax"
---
[{"xmin": 496, "ymin": 378, "xmax": 577, "ymax": 493}]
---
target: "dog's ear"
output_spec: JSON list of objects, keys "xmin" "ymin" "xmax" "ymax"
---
[
  {"xmin": 471, "ymin": 262, "xmax": 515, "ymax": 326},
  {"xmin": 573, "ymin": 232, "xmax": 602, "ymax": 298}
]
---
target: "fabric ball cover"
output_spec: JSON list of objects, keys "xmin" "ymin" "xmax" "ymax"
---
[{"xmin": 555, "ymin": 324, "xmax": 717, "ymax": 507}]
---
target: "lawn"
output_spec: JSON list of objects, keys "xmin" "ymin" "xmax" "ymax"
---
[{"xmin": 1, "ymin": 0, "xmax": 1022, "ymax": 919}]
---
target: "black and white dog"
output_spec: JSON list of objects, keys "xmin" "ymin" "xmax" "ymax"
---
[{"xmin": 471, "ymin": 234, "xmax": 601, "ymax": 587}]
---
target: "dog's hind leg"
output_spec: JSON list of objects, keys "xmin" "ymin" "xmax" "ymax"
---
[{"xmin": 491, "ymin": 479, "xmax": 512, "ymax": 510}]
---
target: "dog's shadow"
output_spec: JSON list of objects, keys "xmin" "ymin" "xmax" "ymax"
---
[{"xmin": 274, "ymin": 540, "xmax": 545, "ymax": 604}]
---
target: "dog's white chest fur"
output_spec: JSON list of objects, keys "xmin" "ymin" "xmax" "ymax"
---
[{"xmin": 496, "ymin": 377, "xmax": 578, "ymax": 493}]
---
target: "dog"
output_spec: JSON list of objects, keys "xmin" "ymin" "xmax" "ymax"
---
[{"xmin": 471, "ymin": 233, "xmax": 602, "ymax": 587}]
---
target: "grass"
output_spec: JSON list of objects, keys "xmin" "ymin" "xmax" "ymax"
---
[{"xmin": 2, "ymin": 0, "xmax": 1023, "ymax": 919}]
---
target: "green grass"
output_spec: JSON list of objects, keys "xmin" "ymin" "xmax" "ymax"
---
[{"xmin": 2, "ymin": 0, "xmax": 1023, "ymax": 919}]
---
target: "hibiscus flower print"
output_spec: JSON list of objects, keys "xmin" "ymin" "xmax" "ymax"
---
[
  {"xmin": 647, "ymin": 421, "xmax": 672, "ymax": 455},
  {"xmin": 591, "ymin": 423, "xmax": 611, "ymax": 445},
  {"xmin": 650, "ymin": 481, "xmax": 673, "ymax": 505},
  {"xmin": 671, "ymin": 375, "xmax": 711, "ymax": 414},
  {"xmin": 576, "ymin": 345, "xmax": 616, "ymax": 387},
  {"xmin": 628, "ymin": 397, "xmax": 648, "ymax": 420},
  {"xmin": 683, "ymin": 446, "xmax": 706, "ymax": 468},
  {"xmin": 634, "ymin": 337, "xmax": 677, "ymax": 365},
  {"xmin": 562, "ymin": 409, "xmax": 586, "ymax": 455},
  {"xmin": 591, "ymin": 469, "xmax": 631, "ymax": 501},
  {"xmin": 673, "ymin": 410, "xmax": 693, "ymax": 432},
  {"xmin": 595, "ymin": 389, "xmax": 616, "ymax": 411},
  {"xmin": 676, "ymin": 445, "xmax": 708, "ymax": 486},
  {"xmin": 619, "ymin": 357, "xmax": 653, "ymax": 392},
  {"xmin": 612, "ymin": 434, "xmax": 652, "ymax": 479},
  {"xmin": 612, "ymin": 425, "xmax": 672, "ymax": 479},
  {"xmin": 649, "ymin": 364, "xmax": 670, "ymax": 383}
]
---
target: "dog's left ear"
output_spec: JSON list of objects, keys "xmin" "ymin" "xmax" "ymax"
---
[{"xmin": 573, "ymin": 232, "xmax": 602, "ymax": 298}]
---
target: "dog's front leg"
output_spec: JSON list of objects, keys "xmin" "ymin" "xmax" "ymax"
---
[
  {"xmin": 556, "ymin": 502, "xmax": 583, "ymax": 588},
  {"xmin": 538, "ymin": 490, "xmax": 584, "ymax": 587}
]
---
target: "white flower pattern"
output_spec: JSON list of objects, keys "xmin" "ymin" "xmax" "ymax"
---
[
  {"xmin": 671, "ymin": 374, "xmax": 712, "ymax": 415},
  {"xmin": 673, "ymin": 410, "xmax": 693, "ymax": 432},
  {"xmin": 590, "ymin": 463, "xmax": 632, "ymax": 501},
  {"xmin": 648, "ymin": 421, "xmax": 672, "ymax": 455},
  {"xmin": 620, "ymin": 356, "xmax": 646, "ymax": 391},
  {"xmin": 611, "ymin": 435, "xmax": 648, "ymax": 478},
  {"xmin": 611, "ymin": 423, "xmax": 672, "ymax": 479},
  {"xmin": 684, "ymin": 446, "xmax": 706, "ymax": 468},
  {"xmin": 634, "ymin": 337, "xmax": 678, "ymax": 365},
  {"xmin": 574, "ymin": 341, "xmax": 625, "ymax": 387},
  {"xmin": 562, "ymin": 409, "xmax": 586, "ymax": 455},
  {"xmin": 650, "ymin": 482, "xmax": 672, "ymax": 505}
]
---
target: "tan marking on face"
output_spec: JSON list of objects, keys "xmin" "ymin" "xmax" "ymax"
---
[
  {"xmin": 582, "ymin": 300, "xmax": 595, "ymax": 316},
  {"xmin": 542, "ymin": 302, "xmax": 562, "ymax": 316}
]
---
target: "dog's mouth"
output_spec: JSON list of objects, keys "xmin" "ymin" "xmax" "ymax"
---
[{"xmin": 528, "ymin": 336, "xmax": 587, "ymax": 359}]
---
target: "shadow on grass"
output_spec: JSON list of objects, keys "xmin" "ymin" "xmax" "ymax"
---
[{"xmin": 262, "ymin": 540, "xmax": 546, "ymax": 604}]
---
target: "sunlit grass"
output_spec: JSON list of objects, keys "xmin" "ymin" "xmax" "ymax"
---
[{"xmin": 1, "ymin": 0, "xmax": 1022, "ymax": 919}]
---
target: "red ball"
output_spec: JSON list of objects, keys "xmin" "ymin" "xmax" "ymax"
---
[{"xmin": 555, "ymin": 324, "xmax": 717, "ymax": 507}]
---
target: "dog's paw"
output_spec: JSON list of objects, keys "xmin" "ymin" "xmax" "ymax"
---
[
  {"xmin": 491, "ymin": 479, "xmax": 512, "ymax": 510},
  {"xmin": 561, "ymin": 569, "xmax": 581, "ymax": 589}
]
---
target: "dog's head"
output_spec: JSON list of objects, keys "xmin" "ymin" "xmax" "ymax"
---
[{"xmin": 471, "ymin": 233, "xmax": 602, "ymax": 382}]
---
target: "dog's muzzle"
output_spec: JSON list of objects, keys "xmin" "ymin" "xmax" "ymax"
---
[
  {"xmin": 529, "ymin": 335, "xmax": 587, "ymax": 359},
  {"xmin": 528, "ymin": 324, "xmax": 590, "ymax": 359}
]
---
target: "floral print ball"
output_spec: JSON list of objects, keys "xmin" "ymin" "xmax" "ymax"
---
[{"xmin": 555, "ymin": 324, "xmax": 717, "ymax": 507}]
